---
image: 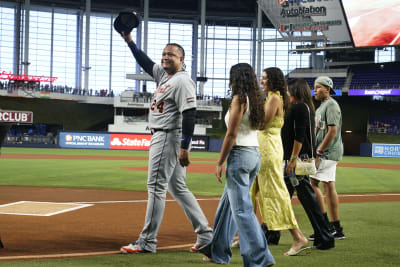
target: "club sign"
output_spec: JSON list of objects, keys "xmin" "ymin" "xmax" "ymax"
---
[{"xmin": 0, "ymin": 110, "xmax": 33, "ymax": 124}]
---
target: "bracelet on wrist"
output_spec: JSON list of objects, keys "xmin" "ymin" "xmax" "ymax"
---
[
  {"xmin": 290, "ymin": 155, "xmax": 297, "ymax": 161},
  {"xmin": 316, "ymin": 149, "xmax": 323, "ymax": 156}
]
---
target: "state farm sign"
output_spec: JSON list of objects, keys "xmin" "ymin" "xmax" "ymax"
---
[
  {"xmin": 0, "ymin": 110, "xmax": 33, "ymax": 124},
  {"xmin": 110, "ymin": 133, "xmax": 151, "ymax": 150}
]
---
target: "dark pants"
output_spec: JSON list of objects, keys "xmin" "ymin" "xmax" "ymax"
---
[{"xmin": 284, "ymin": 166, "xmax": 334, "ymax": 250}]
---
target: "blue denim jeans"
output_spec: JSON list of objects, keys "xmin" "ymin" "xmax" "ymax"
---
[{"xmin": 208, "ymin": 146, "xmax": 275, "ymax": 267}]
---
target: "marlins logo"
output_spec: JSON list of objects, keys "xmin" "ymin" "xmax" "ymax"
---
[{"xmin": 278, "ymin": 0, "xmax": 287, "ymax": 5}]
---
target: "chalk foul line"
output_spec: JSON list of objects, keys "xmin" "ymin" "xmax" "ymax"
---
[{"xmin": 73, "ymin": 193, "xmax": 400, "ymax": 204}]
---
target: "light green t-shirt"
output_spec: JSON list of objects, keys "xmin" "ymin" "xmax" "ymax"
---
[{"xmin": 315, "ymin": 97, "xmax": 343, "ymax": 161}]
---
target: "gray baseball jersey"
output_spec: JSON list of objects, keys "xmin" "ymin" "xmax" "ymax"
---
[{"xmin": 149, "ymin": 64, "xmax": 196, "ymax": 130}]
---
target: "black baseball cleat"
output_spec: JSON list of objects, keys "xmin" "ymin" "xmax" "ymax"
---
[{"xmin": 333, "ymin": 227, "xmax": 345, "ymax": 240}]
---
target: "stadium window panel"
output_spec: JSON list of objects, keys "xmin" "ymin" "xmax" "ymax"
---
[
  {"xmin": 213, "ymin": 26, "xmax": 227, "ymax": 39},
  {"xmin": 238, "ymin": 27, "xmax": 252, "ymax": 39},
  {"xmin": 87, "ymin": 14, "xmax": 111, "ymax": 92},
  {"xmin": 145, "ymin": 21, "xmax": 169, "ymax": 92},
  {"xmin": 111, "ymin": 19, "xmax": 137, "ymax": 95},
  {"xmin": 0, "ymin": 5, "xmax": 15, "ymax": 72},
  {"xmin": 289, "ymin": 41, "xmax": 310, "ymax": 70},
  {"xmin": 52, "ymin": 9, "xmax": 78, "ymax": 88},
  {"xmin": 263, "ymin": 28, "xmax": 277, "ymax": 39},
  {"xmin": 226, "ymin": 27, "xmax": 239, "ymax": 39},
  {"xmin": 202, "ymin": 78, "xmax": 227, "ymax": 97},
  {"xmin": 147, "ymin": 21, "xmax": 169, "ymax": 63},
  {"xmin": 261, "ymin": 28, "xmax": 310, "ymax": 75},
  {"xmin": 238, "ymin": 40, "xmax": 252, "ymax": 64},
  {"xmin": 198, "ymin": 24, "xmax": 254, "ymax": 97},
  {"xmin": 28, "ymin": 10, "xmax": 52, "ymax": 78},
  {"xmin": 170, "ymin": 22, "xmax": 193, "ymax": 75},
  {"xmin": 375, "ymin": 47, "xmax": 394, "ymax": 63}
]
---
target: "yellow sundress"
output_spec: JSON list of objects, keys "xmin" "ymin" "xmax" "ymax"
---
[{"xmin": 250, "ymin": 91, "xmax": 298, "ymax": 231}]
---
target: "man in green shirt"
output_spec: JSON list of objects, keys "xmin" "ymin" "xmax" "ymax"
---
[{"xmin": 310, "ymin": 76, "xmax": 345, "ymax": 240}]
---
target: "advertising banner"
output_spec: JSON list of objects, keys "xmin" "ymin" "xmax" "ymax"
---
[
  {"xmin": 372, "ymin": 143, "xmax": 400, "ymax": 158},
  {"xmin": 191, "ymin": 135, "xmax": 209, "ymax": 152},
  {"xmin": 59, "ymin": 132, "xmax": 110, "ymax": 149},
  {"xmin": 258, "ymin": 0, "xmax": 351, "ymax": 43},
  {"xmin": 110, "ymin": 133, "xmax": 151, "ymax": 150},
  {"xmin": 0, "ymin": 110, "xmax": 33, "ymax": 124},
  {"xmin": 349, "ymin": 89, "xmax": 400, "ymax": 96}
]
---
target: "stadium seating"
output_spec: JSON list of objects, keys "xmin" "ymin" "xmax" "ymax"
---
[{"xmin": 349, "ymin": 62, "xmax": 400, "ymax": 89}]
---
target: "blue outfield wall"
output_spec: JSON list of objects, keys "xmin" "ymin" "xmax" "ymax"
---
[
  {"xmin": 360, "ymin": 143, "xmax": 372, "ymax": 157},
  {"xmin": 58, "ymin": 131, "xmax": 212, "ymax": 152},
  {"xmin": 209, "ymin": 139, "xmax": 223, "ymax": 153},
  {"xmin": 360, "ymin": 143, "xmax": 400, "ymax": 158}
]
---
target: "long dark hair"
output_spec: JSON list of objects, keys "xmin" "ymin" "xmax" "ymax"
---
[
  {"xmin": 229, "ymin": 63, "xmax": 265, "ymax": 130},
  {"xmin": 287, "ymin": 78, "xmax": 315, "ymax": 113},
  {"xmin": 264, "ymin": 67, "xmax": 289, "ymax": 111}
]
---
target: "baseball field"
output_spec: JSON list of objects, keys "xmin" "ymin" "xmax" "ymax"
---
[{"xmin": 0, "ymin": 147, "xmax": 399, "ymax": 266}]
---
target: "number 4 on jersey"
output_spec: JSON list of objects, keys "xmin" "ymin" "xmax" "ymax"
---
[{"xmin": 151, "ymin": 99, "xmax": 165, "ymax": 113}]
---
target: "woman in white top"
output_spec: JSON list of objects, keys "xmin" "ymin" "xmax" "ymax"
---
[{"xmin": 199, "ymin": 63, "xmax": 274, "ymax": 267}]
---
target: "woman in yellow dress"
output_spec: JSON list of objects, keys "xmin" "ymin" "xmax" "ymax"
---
[{"xmin": 250, "ymin": 67, "xmax": 309, "ymax": 256}]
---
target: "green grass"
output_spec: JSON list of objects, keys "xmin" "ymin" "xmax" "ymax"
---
[
  {"xmin": 1, "ymin": 147, "xmax": 400, "ymax": 195},
  {"xmin": 0, "ymin": 147, "xmax": 400, "ymax": 266},
  {"xmin": 1, "ymin": 202, "xmax": 399, "ymax": 267},
  {"xmin": 340, "ymin": 156, "xmax": 400, "ymax": 165}
]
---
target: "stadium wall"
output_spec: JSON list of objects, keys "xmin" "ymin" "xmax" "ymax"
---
[{"xmin": 0, "ymin": 96, "xmax": 114, "ymax": 131}]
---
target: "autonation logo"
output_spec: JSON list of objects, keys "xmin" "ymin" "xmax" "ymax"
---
[{"xmin": 280, "ymin": 5, "xmax": 326, "ymax": 17}]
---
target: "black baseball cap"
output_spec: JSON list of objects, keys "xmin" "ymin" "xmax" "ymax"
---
[{"xmin": 114, "ymin": 12, "xmax": 140, "ymax": 35}]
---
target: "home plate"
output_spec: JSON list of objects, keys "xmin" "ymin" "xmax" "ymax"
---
[{"xmin": 0, "ymin": 201, "xmax": 93, "ymax": 216}]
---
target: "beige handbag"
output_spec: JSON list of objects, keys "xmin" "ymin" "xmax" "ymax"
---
[{"xmin": 295, "ymin": 104, "xmax": 317, "ymax": 176}]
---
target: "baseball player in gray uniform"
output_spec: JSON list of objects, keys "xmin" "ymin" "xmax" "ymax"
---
[{"xmin": 119, "ymin": 32, "xmax": 212, "ymax": 254}]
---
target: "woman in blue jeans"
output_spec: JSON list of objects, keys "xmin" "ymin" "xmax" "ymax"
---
[{"xmin": 199, "ymin": 63, "xmax": 275, "ymax": 267}]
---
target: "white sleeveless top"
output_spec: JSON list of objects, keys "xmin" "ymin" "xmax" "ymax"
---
[{"xmin": 224, "ymin": 97, "xmax": 259, "ymax": 147}]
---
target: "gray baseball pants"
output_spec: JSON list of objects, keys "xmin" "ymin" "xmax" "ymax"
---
[{"xmin": 136, "ymin": 129, "xmax": 212, "ymax": 252}]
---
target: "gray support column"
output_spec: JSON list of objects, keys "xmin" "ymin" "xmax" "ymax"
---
[
  {"xmin": 142, "ymin": 0, "xmax": 149, "ymax": 92},
  {"xmin": 76, "ymin": 10, "xmax": 84, "ymax": 89},
  {"xmin": 84, "ymin": 0, "xmax": 91, "ymax": 93},
  {"xmin": 136, "ymin": 23, "xmax": 142, "ymax": 92},
  {"xmin": 76, "ymin": 10, "xmax": 83, "ymax": 89},
  {"xmin": 50, "ymin": 7, "xmax": 54, "ymax": 89},
  {"xmin": 109, "ymin": 15, "xmax": 113, "ymax": 93},
  {"xmin": 143, "ymin": 0, "xmax": 149, "ymax": 54},
  {"xmin": 198, "ymin": 0, "xmax": 206, "ymax": 96},
  {"xmin": 251, "ymin": 20, "xmax": 256, "ymax": 70},
  {"xmin": 256, "ymin": 4, "xmax": 262, "ymax": 78},
  {"xmin": 14, "ymin": 3, "xmax": 22, "ymax": 75},
  {"xmin": 23, "ymin": 0, "xmax": 30, "ymax": 75},
  {"xmin": 191, "ymin": 20, "xmax": 198, "ymax": 83}
]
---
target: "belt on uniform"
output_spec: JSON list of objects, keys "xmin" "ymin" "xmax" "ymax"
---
[{"xmin": 151, "ymin": 128, "xmax": 180, "ymax": 134}]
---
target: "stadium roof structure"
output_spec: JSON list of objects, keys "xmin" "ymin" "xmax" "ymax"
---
[{"xmin": 10, "ymin": 0, "xmax": 274, "ymax": 27}]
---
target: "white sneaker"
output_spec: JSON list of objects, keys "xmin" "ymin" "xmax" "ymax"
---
[{"xmin": 120, "ymin": 242, "xmax": 150, "ymax": 254}]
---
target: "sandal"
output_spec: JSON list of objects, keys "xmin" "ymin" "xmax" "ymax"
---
[{"xmin": 284, "ymin": 246, "xmax": 312, "ymax": 256}]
